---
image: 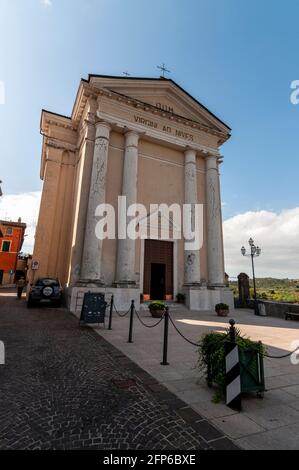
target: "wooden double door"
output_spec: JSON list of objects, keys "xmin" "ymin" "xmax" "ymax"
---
[{"xmin": 143, "ymin": 240, "xmax": 173, "ymax": 300}]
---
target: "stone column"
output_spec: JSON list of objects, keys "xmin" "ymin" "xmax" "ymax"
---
[
  {"xmin": 184, "ymin": 149, "xmax": 201, "ymax": 285},
  {"xmin": 115, "ymin": 131, "xmax": 139, "ymax": 285},
  {"xmin": 70, "ymin": 109, "xmax": 96, "ymax": 285},
  {"xmin": 206, "ymin": 155, "xmax": 225, "ymax": 286},
  {"xmin": 80, "ymin": 121, "xmax": 111, "ymax": 284}
]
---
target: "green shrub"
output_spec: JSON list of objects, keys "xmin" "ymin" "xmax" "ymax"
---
[
  {"xmin": 215, "ymin": 303, "xmax": 229, "ymax": 312},
  {"xmin": 176, "ymin": 293, "xmax": 186, "ymax": 302},
  {"xmin": 148, "ymin": 301, "xmax": 165, "ymax": 311}
]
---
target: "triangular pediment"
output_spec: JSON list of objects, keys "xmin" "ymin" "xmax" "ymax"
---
[{"xmin": 86, "ymin": 75, "xmax": 230, "ymax": 135}]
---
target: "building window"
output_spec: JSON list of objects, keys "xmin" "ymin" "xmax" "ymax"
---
[
  {"xmin": 1, "ymin": 241, "xmax": 11, "ymax": 252},
  {"xmin": 5, "ymin": 227, "xmax": 12, "ymax": 236}
]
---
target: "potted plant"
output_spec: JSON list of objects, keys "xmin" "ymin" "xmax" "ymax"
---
[
  {"xmin": 215, "ymin": 303, "xmax": 229, "ymax": 317},
  {"xmin": 148, "ymin": 301, "xmax": 166, "ymax": 318},
  {"xmin": 198, "ymin": 331, "xmax": 265, "ymax": 402},
  {"xmin": 176, "ymin": 293, "xmax": 185, "ymax": 304}
]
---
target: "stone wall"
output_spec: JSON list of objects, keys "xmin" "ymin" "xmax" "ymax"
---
[{"xmin": 258, "ymin": 300, "xmax": 299, "ymax": 319}]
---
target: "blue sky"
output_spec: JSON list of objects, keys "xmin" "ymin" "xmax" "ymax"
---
[{"xmin": 0, "ymin": 0, "xmax": 299, "ymax": 276}]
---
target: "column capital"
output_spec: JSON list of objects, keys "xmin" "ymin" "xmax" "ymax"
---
[
  {"xmin": 205, "ymin": 154, "xmax": 219, "ymax": 170},
  {"xmin": 184, "ymin": 148, "xmax": 197, "ymax": 164},
  {"xmin": 94, "ymin": 120, "xmax": 111, "ymax": 140},
  {"xmin": 124, "ymin": 129, "xmax": 140, "ymax": 148}
]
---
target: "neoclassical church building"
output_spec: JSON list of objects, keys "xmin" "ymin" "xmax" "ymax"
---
[{"xmin": 31, "ymin": 74, "xmax": 233, "ymax": 313}]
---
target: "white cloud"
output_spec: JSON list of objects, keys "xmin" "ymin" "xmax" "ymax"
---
[
  {"xmin": 223, "ymin": 208, "xmax": 299, "ymax": 279},
  {"xmin": 0, "ymin": 192, "xmax": 41, "ymax": 254},
  {"xmin": 41, "ymin": 0, "xmax": 52, "ymax": 7}
]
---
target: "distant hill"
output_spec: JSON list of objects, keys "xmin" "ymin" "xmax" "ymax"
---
[
  {"xmin": 230, "ymin": 278, "xmax": 299, "ymax": 289},
  {"xmin": 229, "ymin": 277, "xmax": 299, "ymax": 303}
]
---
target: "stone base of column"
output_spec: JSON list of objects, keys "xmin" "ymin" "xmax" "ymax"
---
[
  {"xmin": 183, "ymin": 282, "xmax": 202, "ymax": 288},
  {"xmin": 77, "ymin": 278, "xmax": 105, "ymax": 287},
  {"xmin": 68, "ymin": 285, "xmax": 140, "ymax": 317},
  {"xmin": 184, "ymin": 286, "xmax": 210, "ymax": 311},
  {"xmin": 183, "ymin": 286, "xmax": 234, "ymax": 311},
  {"xmin": 113, "ymin": 280, "xmax": 138, "ymax": 288},
  {"xmin": 208, "ymin": 283, "xmax": 227, "ymax": 289},
  {"xmin": 209, "ymin": 286, "xmax": 234, "ymax": 312}
]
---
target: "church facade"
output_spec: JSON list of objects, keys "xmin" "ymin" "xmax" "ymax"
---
[{"xmin": 31, "ymin": 75, "xmax": 233, "ymax": 313}]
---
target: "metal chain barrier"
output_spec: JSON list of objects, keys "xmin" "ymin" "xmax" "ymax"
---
[
  {"xmin": 113, "ymin": 302, "xmax": 131, "ymax": 318},
  {"xmin": 168, "ymin": 312, "xmax": 201, "ymax": 347},
  {"xmin": 262, "ymin": 346, "xmax": 299, "ymax": 359},
  {"xmin": 134, "ymin": 307, "xmax": 165, "ymax": 328},
  {"xmin": 168, "ymin": 312, "xmax": 230, "ymax": 348}
]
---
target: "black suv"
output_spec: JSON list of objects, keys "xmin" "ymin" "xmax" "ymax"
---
[{"xmin": 27, "ymin": 278, "xmax": 63, "ymax": 308}]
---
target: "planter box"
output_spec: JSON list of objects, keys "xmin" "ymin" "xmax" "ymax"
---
[
  {"xmin": 216, "ymin": 309, "xmax": 229, "ymax": 317},
  {"xmin": 207, "ymin": 347, "xmax": 265, "ymax": 397},
  {"xmin": 239, "ymin": 349, "xmax": 265, "ymax": 395},
  {"xmin": 149, "ymin": 308, "xmax": 165, "ymax": 318}
]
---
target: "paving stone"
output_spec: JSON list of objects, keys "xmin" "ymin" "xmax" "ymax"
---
[
  {"xmin": 0, "ymin": 291, "xmax": 231, "ymax": 450},
  {"xmin": 243, "ymin": 404, "xmax": 299, "ymax": 430},
  {"xmin": 236, "ymin": 422, "xmax": 299, "ymax": 450},
  {"xmin": 190, "ymin": 420, "xmax": 223, "ymax": 442},
  {"xmin": 209, "ymin": 437, "xmax": 241, "ymax": 450},
  {"xmin": 212, "ymin": 414, "xmax": 265, "ymax": 440},
  {"xmin": 178, "ymin": 407, "xmax": 204, "ymax": 423}
]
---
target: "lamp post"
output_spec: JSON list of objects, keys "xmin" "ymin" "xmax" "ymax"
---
[{"xmin": 241, "ymin": 238, "xmax": 261, "ymax": 315}]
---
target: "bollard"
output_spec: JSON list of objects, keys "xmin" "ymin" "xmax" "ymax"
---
[
  {"xmin": 161, "ymin": 306, "xmax": 169, "ymax": 365},
  {"xmin": 229, "ymin": 318, "xmax": 236, "ymax": 343},
  {"xmin": 108, "ymin": 294, "xmax": 114, "ymax": 330},
  {"xmin": 128, "ymin": 300, "xmax": 135, "ymax": 343},
  {"xmin": 225, "ymin": 319, "xmax": 241, "ymax": 410}
]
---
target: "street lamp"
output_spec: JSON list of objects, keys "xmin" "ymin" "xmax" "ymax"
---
[{"xmin": 241, "ymin": 238, "xmax": 262, "ymax": 315}]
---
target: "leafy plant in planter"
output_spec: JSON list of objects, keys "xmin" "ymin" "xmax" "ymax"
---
[
  {"xmin": 198, "ymin": 330, "xmax": 266, "ymax": 402},
  {"xmin": 148, "ymin": 301, "xmax": 166, "ymax": 318},
  {"xmin": 176, "ymin": 293, "xmax": 186, "ymax": 304},
  {"xmin": 215, "ymin": 303, "xmax": 229, "ymax": 317}
]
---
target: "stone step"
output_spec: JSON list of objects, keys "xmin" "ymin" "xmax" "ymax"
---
[{"xmin": 140, "ymin": 301, "xmax": 188, "ymax": 312}]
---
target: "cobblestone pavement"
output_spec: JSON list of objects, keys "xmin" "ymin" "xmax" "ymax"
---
[{"xmin": 0, "ymin": 290, "xmax": 236, "ymax": 450}]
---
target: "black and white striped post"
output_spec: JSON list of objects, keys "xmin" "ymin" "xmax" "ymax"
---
[{"xmin": 225, "ymin": 319, "xmax": 241, "ymax": 411}]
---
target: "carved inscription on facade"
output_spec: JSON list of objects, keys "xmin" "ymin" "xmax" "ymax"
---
[{"xmin": 134, "ymin": 115, "xmax": 194, "ymax": 142}]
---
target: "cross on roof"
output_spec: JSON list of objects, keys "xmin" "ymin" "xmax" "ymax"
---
[
  {"xmin": 122, "ymin": 71, "xmax": 130, "ymax": 76},
  {"xmin": 157, "ymin": 63, "xmax": 171, "ymax": 78}
]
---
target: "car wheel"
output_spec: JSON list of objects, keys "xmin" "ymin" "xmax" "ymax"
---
[{"xmin": 42, "ymin": 286, "xmax": 54, "ymax": 298}]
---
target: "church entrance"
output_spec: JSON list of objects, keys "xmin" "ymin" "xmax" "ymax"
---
[
  {"xmin": 143, "ymin": 240, "xmax": 173, "ymax": 300},
  {"xmin": 150, "ymin": 263, "xmax": 166, "ymax": 300}
]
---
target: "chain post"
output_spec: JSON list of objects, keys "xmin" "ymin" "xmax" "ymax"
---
[
  {"xmin": 161, "ymin": 306, "xmax": 169, "ymax": 365},
  {"xmin": 229, "ymin": 318, "xmax": 236, "ymax": 344},
  {"xmin": 108, "ymin": 294, "xmax": 114, "ymax": 330},
  {"xmin": 128, "ymin": 300, "xmax": 135, "ymax": 343}
]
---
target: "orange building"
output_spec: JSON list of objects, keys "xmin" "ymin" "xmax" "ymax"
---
[{"xmin": 0, "ymin": 219, "xmax": 27, "ymax": 285}]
